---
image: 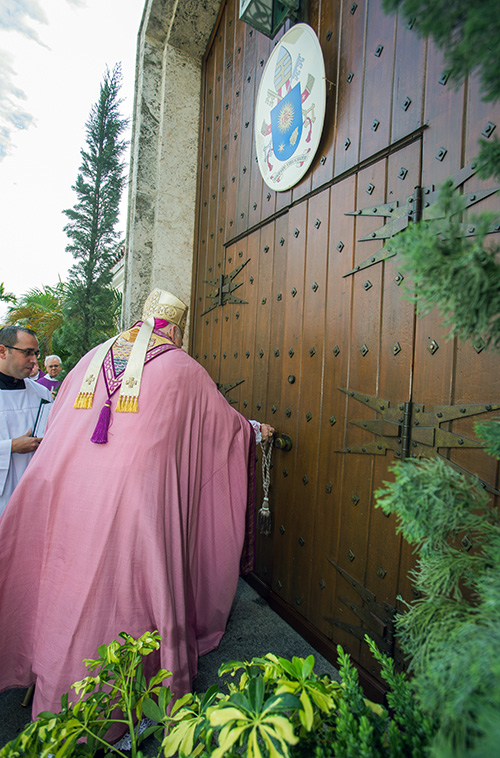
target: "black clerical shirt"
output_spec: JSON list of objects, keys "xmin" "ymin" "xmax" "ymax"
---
[{"xmin": 0, "ymin": 372, "xmax": 26, "ymax": 390}]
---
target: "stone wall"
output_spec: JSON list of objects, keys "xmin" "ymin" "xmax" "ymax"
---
[{"xmin": 122, "ymin": 0, "xmax": 221, "ymax": 343}]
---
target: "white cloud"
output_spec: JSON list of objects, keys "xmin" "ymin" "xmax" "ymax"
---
[
  {"xmin": 0, "ymin": 50, "xmax": 35, "ymax": 158},
  {"xmin": 0, "ymin": 0, "xmax": 47, "ymax": 41},
  {"xmin": 0, "ymin": 0, "xmax": 90, "ymax": 158},
  {"xmin": 0, "ymin": 0, "xmax": 50, "ymax": 158}
]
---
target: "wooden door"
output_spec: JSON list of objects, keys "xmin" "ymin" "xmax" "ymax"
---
[{"xmin": 190, "ymin": 0, "xmax": 500, "ymax": 691}]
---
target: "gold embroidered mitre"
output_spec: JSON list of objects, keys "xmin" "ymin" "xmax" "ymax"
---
[{"xmin": 142, "ymin": 289, "xmax": 188, "ymax": 335}]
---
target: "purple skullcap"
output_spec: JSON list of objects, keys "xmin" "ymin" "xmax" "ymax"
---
[{"xmin": 154, "ymin": 318, "xmax": 170, "ymax": 329}]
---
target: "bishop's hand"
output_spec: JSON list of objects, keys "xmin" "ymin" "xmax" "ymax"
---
[{"xmin": 260, "ymin": 423, "xmax": 275, "ymax": 443}]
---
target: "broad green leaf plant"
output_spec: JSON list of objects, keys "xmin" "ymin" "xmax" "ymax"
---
[
  {"xmin": 0, "ymin": 630, "xmax": 172, "ymax": 758},
  {"xmin": 162, "ymin": 653, "xmax": 339, "ymax": 758},
  {"xmin": 162, "ymin": 646, "xmax": 433, "ymax": 758}
]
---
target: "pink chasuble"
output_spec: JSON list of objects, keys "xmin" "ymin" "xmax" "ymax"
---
[{"xmin": 0, "ymin": 336, "xmax": 255, "ymax": 721}]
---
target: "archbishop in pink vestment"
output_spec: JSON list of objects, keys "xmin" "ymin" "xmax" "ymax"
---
[{"xmin": 0, "ymin": 328, "xmax": 255, "ymax": 720}]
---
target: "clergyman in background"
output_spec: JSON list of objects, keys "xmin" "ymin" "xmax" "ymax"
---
[
  {"xmin": 29, "ymin": 360, "xmax": 42, "ymax": 381},
  {"xmin": 0, "ymin": 326, "xmax": 52, "ymax": 515},
  {"xmin": 36, "ymin": 354, "xmax": 63, "ymax": 396}
]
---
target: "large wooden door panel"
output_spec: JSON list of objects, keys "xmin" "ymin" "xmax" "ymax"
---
[
  {"xmin": 359, "ymin": 0, "xmax": 396, "ymax": 162},
  {"xmin": 239, "ymin": 233, "xmax": 260, "ymax": 419},
  {"xmin": 224, "ymin": 19, "xmax": 245, "ymax": 238},
  {"xmin": 334, "ymin": 0, "xmax": 366, "ymax": 176},
  {"xmin": 311, "ymin": 1, "xmax": 340, "ymax": 192},
  {"xmin": 328, "ymin": 160, "xmax": 388, "ymax": 662},
  {"xmin": 248, "ymin": 33, "xmax": 272, "ymax": 228},
  {"xmin": 308, "ymin": 177, "xmax": 355, "ymax": 637},
  {"xmin": 390, "ymin": 12, "xmax": 426, "ymax": 144},
  {"xmin": 235, "ymin": 27, "xmax": 257, "ymax": 238},
  {"xmin": 218, "ymin": 244, "xmax": 245, "ymax": 409},
  {"xmin": 252, "ymin": 215, "xmax": 290, "ymax": 582},
  {"xmin": 285, "ymin": 191, "xmax": 330, "ymax": 616},
  {"xmin": 422, "ymin": 41, "xmax": 465, "ymax": 188},
  {"xmin": 268, "ymin": 203, "xmax": 307, "ymax": 606}
]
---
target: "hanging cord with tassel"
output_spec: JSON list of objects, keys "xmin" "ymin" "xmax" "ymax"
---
[{"xmin": 258, "ymin": 436, "xmax": 273, "ymax": 536}]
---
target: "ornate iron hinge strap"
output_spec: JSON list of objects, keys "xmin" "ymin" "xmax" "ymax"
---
[
  {"xmin": 202, "ymin": 258, "xmax": 251, "ymax": 315},
  {"xmin": 338, "ymin": 388, "xmax": 500, "ymax": 495},
  {"xmin": 337, "ymin": 388, "xmax": 402, "ymax": 457},
  {"xmin": 325, "ymin": 559, "xmax": 397, "ymax": 657},
  {"xmin": 343, "ymin": 162, "xmax": 500, "ymax": 278},
  {"xmin": 217, "ymin": 379, "xmax": 244, "ymax": 405}
]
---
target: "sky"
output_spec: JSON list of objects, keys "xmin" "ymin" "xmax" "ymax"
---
[{"xmin": 0, "ymin": 0, "xmax": 144, "ymax": 317}]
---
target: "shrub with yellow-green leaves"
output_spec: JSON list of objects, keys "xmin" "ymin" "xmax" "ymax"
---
[
  {"xmin": 161, "ymin": 653, "xmax": 340, "ymax": 758},
  {"xmin": 161, "ymin": 644, "xmax": 434, "ymax": 758},
  {"xmin": 0, "ymin": 632, "xmax": 435, "ymax": 758}
]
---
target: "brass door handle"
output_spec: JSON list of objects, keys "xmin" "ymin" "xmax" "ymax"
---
[{"xmin": 273, "ymin": 433, "xmax": 293, "ymax": 452}]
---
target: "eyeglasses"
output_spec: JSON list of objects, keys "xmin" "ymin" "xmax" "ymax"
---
[{"xmin": 7, "ymin": 346, "xmax": 40, "ymax": 358}]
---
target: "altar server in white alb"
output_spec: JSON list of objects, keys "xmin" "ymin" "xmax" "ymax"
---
[{"xmin": 0, "ymin": 326, "xmax": 52, "ymax": 516}]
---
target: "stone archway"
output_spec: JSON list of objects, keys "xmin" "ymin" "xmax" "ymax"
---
[{"xmin": 122, "ymin": 0, "xmax": 222, "ymax": 341}]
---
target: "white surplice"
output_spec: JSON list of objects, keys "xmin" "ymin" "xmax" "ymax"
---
[{"xmin": 0, "ymin": 379, "xmax": 52, "ymax": 515}]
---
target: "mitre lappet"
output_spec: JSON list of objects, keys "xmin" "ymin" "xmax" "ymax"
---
[{"xmin": 73, "ymin": 288, "xmax": 188, "ymax": 442}]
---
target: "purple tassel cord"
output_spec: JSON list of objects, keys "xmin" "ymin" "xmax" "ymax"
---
[{"xmin": 90, "ymin": 400, "xmax": 112, "ymax": 444}]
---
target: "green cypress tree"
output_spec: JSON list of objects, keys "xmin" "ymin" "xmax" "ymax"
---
[{"xmin": 61, "ymin": 64, "xmax": 128, "ymax": 369}]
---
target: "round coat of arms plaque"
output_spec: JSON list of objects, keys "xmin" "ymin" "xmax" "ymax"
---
[{"xmin": 255, "ymin": 23, "xmax": 326, "ymax": 192}]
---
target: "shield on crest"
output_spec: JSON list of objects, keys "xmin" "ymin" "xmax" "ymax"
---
[
  {"xmin": 270, "ymin": 83, "xmax": 303, "ymax": 162},
  {"xmin": 274, "ymin": 45, "xmax": 293, "ymax": 94}
]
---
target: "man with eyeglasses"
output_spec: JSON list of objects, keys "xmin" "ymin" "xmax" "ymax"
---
[
  {"xmin": 0, "ymin": 326, "xmax": 52, "ymax": 514},
  {"xmin": 36, "ymin": 354, "xmax": 63, "ymax": 396}
]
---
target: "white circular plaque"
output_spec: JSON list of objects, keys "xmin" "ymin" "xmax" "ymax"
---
[{"xmin": 255, "ymin": 23, "xmax": 326, "ymax": 192}]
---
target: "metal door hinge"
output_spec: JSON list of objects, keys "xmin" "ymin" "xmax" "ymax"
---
[
  {"xmin": 343, "ymin": 162, "xmax": 500, "ymax": 278},
  {"xmin": 216, "ymin": 379, "xmax": 245, "ymax": 405},
  {"xmin": 338, "ymin": 388, "xmax": 500, "ymax": 494},
  {"xmin": 202, "ymin": 258, "xmax": 251, "ymax": 315},
  {"xmin": 325, "ymin": 559, "xmax": 397, "ymax": 656}
]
